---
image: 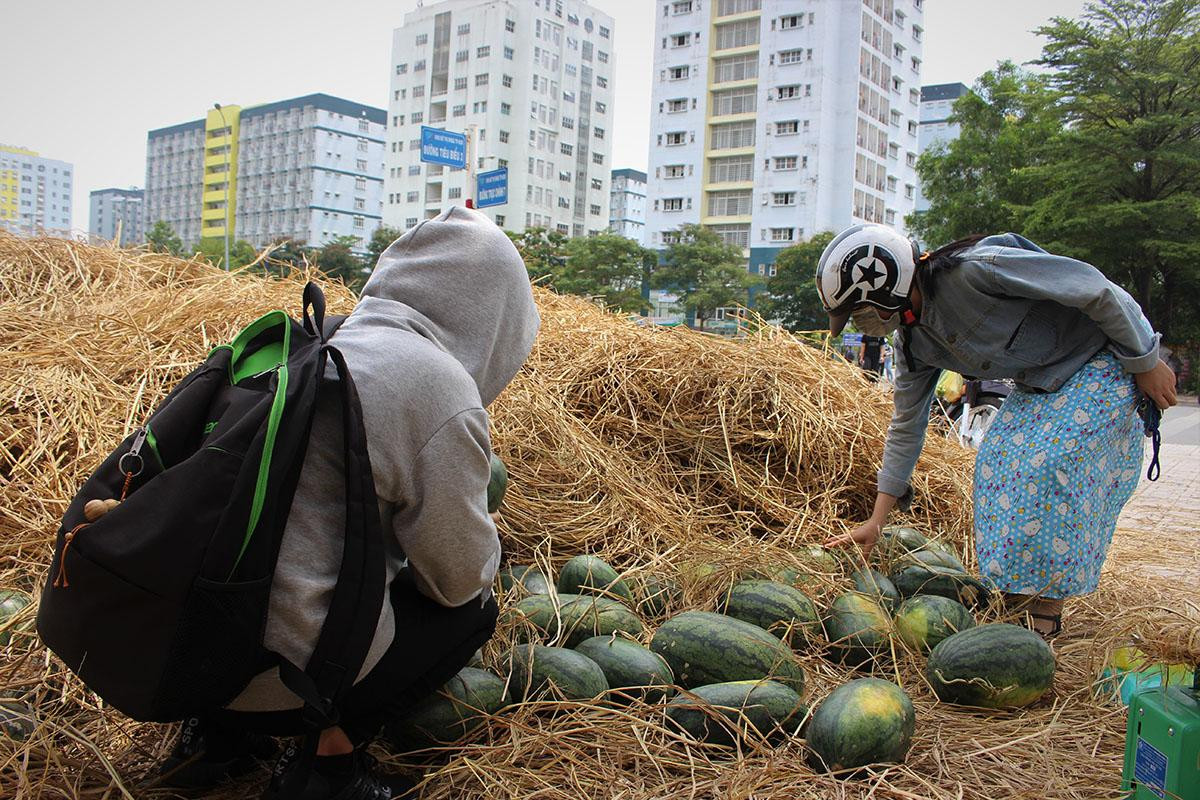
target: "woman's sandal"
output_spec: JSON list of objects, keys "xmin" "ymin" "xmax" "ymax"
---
[{"xmin": 1028, "ymin": 612, "xmax": 1062, "ymax": 640}]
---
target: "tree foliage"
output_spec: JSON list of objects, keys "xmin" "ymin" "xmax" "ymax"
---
[
  {"xmin": 560, "ymin": 232, "xmax": 655, "ymax": 313},
  {"xmin": 195, "ymin": 237, "xmax": 257, "ymax": 270},
  {"xmin": 312, "ymin": 235, "xmax": 367, "ymax": 290},
  {"xmin": 652, "ymin": 224, "xmax": 759, "ymax": 330},
  {"xmin": 758, "ymin": 232, "xmax": 836, "ymax": 332},
  {"xmin": 506, "ymin": 227, "xmax": 568, "ymax": 284},
  {"xmin": 366, "ymin": 225, "xmax": 404, "ymax": 270},
  {"xmin": 145, "ymin": 220, "xmax": 183, "ymax": 256}
]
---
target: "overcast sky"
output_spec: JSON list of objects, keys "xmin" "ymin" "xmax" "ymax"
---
[{"xmin": 2, "ymin": 0, "xmax": 1088, "ymax": 235}]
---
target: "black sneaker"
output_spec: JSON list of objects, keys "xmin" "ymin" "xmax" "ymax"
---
[
  {"xmin": 262, "ymin": 741, "xmax": 417, "ymax": 800},
  {"xmin": 155, "ymin": 716, "xmax": 278, "ymax": 791}
]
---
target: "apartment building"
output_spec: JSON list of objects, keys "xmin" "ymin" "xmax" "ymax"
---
[
  {"xmin": 89, "ymin": 187, "xmax": 144, "ymax": 245},
  {"xmin": 0, "ymin": 145, "xmax": 74, "ymax": 237}
]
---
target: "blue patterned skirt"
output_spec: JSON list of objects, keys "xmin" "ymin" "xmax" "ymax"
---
[{"xmin": 973, "ymin": 350, "xmax": 1143, "ymax": 599}]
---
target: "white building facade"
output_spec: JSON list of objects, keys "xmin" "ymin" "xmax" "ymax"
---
[
  {"xmin": 384, "ymin": 0, "xmax": 616, "ymax": 236},
  {"xmin": 144, "ymin": 94, "xmax": 386, "ymax": 253},
  {"xmin": 645, "ymin": 0, "xmax": 925, "ymax": 277},
  {"xmin": 89, "ymin": 187, "xmax": 144, "ymax": 245},
  {"xmin": 609, "ymin": 167, "xmax": 646, "ymax": 244},
  {"xmin": 0, "ymin": 145, "xmax": 74, "ymax": 238},
  {"xmin": 914, "ymin": 82, "xmax": 968, "ymax": 214}
]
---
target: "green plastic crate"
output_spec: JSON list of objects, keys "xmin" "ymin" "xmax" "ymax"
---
[{"xmin": 1122, "ymin": 683, "xmax": 1200, "ymax": 799}]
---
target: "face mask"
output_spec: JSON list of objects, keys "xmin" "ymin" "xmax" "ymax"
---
[{"xmin": 851, "ymin": 306, "xmax": 901, "ymax": 337}]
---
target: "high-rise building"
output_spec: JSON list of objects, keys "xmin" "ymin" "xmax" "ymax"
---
[
  {"xmin": 144, "ymin": 94, "xmax": 386, "ymax": 254},
  {"xmin": 645, "ymin": 0, "xmax": 925, "ymax": 278},
  {"xmin": 609, "ymin": 168, "xmax": 647, "ymax": 244},
  {"xmin": 384, "ymin": 0, "xmax": 616, "ymax": 236},
  {"xmin": 89, "ymin": 187, "xmax": 144, "ymax": 245},
  {"xmin": 0, "ymin": 145, "xmax": 74, "ymax": 237},
  {"xmin": 915, "ymin": 82, "xmax": 968, "ymax": 214}
]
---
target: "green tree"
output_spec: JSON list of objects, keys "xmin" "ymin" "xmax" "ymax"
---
[
  {"xmin": 757, "ymin": 232, "xmax": 836, "ymax": 332},
  {"xmin": 313, "ymin": 235, "xmax": 367, "ymax": 289},
  {"xmin": 652, "ymin": 224, "xmax": 759, "ymax": 330},
  {"xmin": 1024, "ymin": 0, "xmax": 1200, "ymax": 341},
  {"xmin": 907, "ymin": 61, "xmax": 1062, "ymax": 247},
  {"xmin": 366, "ymin": 225, "xmax": 404, "ymax": 269},
  {"xmin": 506, "ymin": 227, "xmax": 568, "ymax": 284},
  {"xmin": 195, "ymin": 238, "xmax": 258, "ymax": 270},
  {"xmin": 262, "ymin": 238, "xmax": 311, "ymax": 276},
  {"xmin": 145, "ymin": 220, "xmax": 183, "ymax": 256},
  {"xmin": 559, "ymin": 232, "xmax": 655, "ymax": 313}
]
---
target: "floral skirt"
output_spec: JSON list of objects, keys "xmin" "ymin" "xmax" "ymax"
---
[{"xmin": 973, "ymin": 350, "xmax": 1143, "ymax": 599}]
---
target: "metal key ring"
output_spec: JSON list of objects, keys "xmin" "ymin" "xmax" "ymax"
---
[{"xmin": 118, "ymin": 452, "xmax": 144, "ymax": 478}]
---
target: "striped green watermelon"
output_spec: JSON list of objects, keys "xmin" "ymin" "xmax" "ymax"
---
[
  {"xmin": 806, "ymin": 678, "xmax": 916, "ymax": 771},
  {"xmin": 650, "ymin": 610, "xmax": 805, "ymax": 693},
  {"xmin": 897, "ymin": 547, "xmax": 967, "ymax": 573},
  {"xmin": 666, "ymin": 680, "xmax": 806, "ymax": 746},
  {"xmin": 467, "ymin": 648, "xmax": 485, "ymax": 669},
  {"xmin": 850, "ymin": 568, "xmax": 900, "ymax": 611},
  {"xmin": 514, "ymin": 593, "xmax": 644, "ymax": 648},
  {"xmin": 0, "ymin": 591, "xmax": 30, "ymax": 647},
  {"xmin": 505, "ymin": 644, "xmax": 609, "ymax": 701},
  {"xmin": 575, "ymin": 636, "xmax": 675, "ymax": 703},
  {"xmin": 796, "ymin": 545, "xmax": 840, "ymax": 574},
  {"xmin": 634, "ymin": 574, "xmax": 682, "ymax": 618},
  {"xmin": 890, "ymin": 563, "xmax": 991, "ymax": 608},
  {"xmin": 721, "ymin": 580, "xmax": 819, "ymax": 647},
  {"xmin": 557, "ymin": 555, "xmax": 635, "ymax": 603},
  {"xmin": 498, "ymin": 565, "xmax": 554, "ymax": 596},
  {"xmin": 486, "ymin": 454, "xmax": 508, "ymax": 513},
  {"xmin": 387, "ymin": 667, "xmax": 508, "ymax": 748},
  {"xmin": 0, "ymin": 701, "xmax": 34, "ymax": 740},
  {"xmin": 926, "ymin": 623, "xmax": 1055, "ymax": 708},
  {"xmin": 823, "ymin": 592, "xmax": 892, "ymax": 666},
  {"xmin": 894, "ymin": 595, "xmax": 975, "ymax": 652}
]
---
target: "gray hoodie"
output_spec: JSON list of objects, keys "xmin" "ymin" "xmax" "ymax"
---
[{"xmin": 229, "ymin": 206, "xmax": 539, "ymax": 712}]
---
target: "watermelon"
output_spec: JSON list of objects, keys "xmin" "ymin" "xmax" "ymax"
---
[
  {"xmin": 557, "ymin": 555, "xmax": 635, "ymax": 603},
  {"xmin": 850, "ymin": 568, "xmax": 900, "ymax": 611},
  {"xmin": 721, "ymin": 580, "xmax": 819, "ymax": 647},
  {"xmin": 890, "ymin": 563, "xmax": 991, "ymax": 608},
  {"xmin": 486, "ymin": 454, "xmax": 508, "ymax": 513},
  {"xmin": 0, "ymin": 701, "xmax": 35, "ymax": 740},
  {"xmin": 467, "ymin": 648, "xmax": 485, "ymax": 669},
  {"xmin": 878, "ymin": 526, "xmax": 930, "ymax": 555},
  {"xmin": 499, "ymin": 564, "xmax": 554, "ymax": 596},
  {"xmin": 505, "ymin": 644, "xmax": 609, "ymax": 701},
  {"xmin": 796, "ymin": 545, "xmax": 840, "ymax": 574},
  {"xmin": 897, "ymin": 547, "xmax": 967, "ymax": 574},
  {"xmin": 0, "ymin": 591, "xmax": 30, "ymax": 647},
  {"xmin": 926, "ymin": 623, "xmax": 1056, "ymax": 709},
  {"xmin": 575, "ymin": 636, "xmax": 675, "ymax": 702},
  {"xmin": 665, "ymin": 680, "xmax": 806, "ymax": 747},
  {"xmin": 806, "ymin": 678, "xmax": 916, "ymax": 772},
  {"xmin": 634, "ymin": 574, "xmax": 681, "ymax": 618},
  {"xmin": 387, "ymin": 667, "xmax": 508, "ymax": 748},
  {"xmin": 650, "ymin": 610, "xmax": 805, "ymax": 694},
  {"xmin": 894, "ymin": 595, "xmax": 975, "ymax": 652},
  {"xmin": 823, "ymin": 592, "xmax": 892, "ymax": 666},
  {"xmin": 514, "ymin": 593, "xmax": 644, "ymax": 648}
]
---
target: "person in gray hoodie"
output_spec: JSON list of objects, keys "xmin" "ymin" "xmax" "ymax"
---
[{"xmin": 159, "ymin": 206, "xmax": 540, "ymax": 799}]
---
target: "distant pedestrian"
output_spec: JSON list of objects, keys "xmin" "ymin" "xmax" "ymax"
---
[{"xmin": 881, "ymin": 341, "xmax": 895, "ymax": 383}]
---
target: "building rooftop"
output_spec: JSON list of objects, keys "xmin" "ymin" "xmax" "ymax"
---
[
  {"xmin": 921, "ymin": 83, "xmax": 969, "ymax": 103},
  {"xmin": 148, "ymin": 93, "xmax": 386, "ymax": 140},
  {"xmin": 611, "ymin": 167, "xmax": 647, "ymax": 183},
  {"xmin": 91, "ymin": 187, "xmax": 144, "ymax": 198}
]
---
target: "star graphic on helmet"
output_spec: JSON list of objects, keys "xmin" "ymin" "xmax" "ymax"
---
[{"xmin": 854, "ymin": 256, "xmax": 886, "ymax": 289}]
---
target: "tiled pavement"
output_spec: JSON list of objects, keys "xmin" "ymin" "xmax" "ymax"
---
[{"xmin": 1112, "ymin": 442, "xmax": 1200, "ymax": 583}]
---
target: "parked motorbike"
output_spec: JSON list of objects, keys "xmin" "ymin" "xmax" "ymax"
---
[{"xmin": 934, "ymin": 372, "xmax": 1013, "ymax": 449}]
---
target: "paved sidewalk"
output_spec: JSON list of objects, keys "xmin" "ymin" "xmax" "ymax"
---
[{"xmin": 1112, "ymin": 442, "xmax": 1199, "ymax": 583}]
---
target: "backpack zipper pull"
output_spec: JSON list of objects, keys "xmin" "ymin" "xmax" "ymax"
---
[{"xmin": 118, "ymin": 427, "xmax": 148, "ymax": 499}]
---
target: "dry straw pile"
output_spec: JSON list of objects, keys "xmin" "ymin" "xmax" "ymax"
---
[{"xmin": 0, "ymin": 234, "xmax": 1191, "ymax": 799}]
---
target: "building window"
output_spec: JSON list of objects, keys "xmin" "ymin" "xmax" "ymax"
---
[
  {"xmin": 502, "ymin": 74, "xmax": 513, "ymax": 87},
  {"xmin": 415, "ymin": 33, "xmax": 428, "ymax": 45},
  {"xmin": 504, "ymin": 46, "xmax": 514, "ymax": 59},
  {"xmin": 710, "ymin": 120, "xmax": 756, "ymax": 149},
  {"xmin": 499, "ymin": 130, "xmax": 510, "ymax": 142},
  {"xmin": 712, "ymin": 86, "xmax": 757, "ymax": 116},
  {"xmin": 770, "ymin": 227, "xmax": 794, "ymax": 242},
  {"xmin": 455, "ymin": 77, "xmax": 468, "ymax": 90},
  {"xmin": 905, "ymin": 184, "xmax": 915, "ymax": 199},
  {"xmin": 592, "ymin": 152, "xmax": 604, "ymax": 164},
  {"xmin": 456, "ymin": 49, "xmax": 469, "ymax": 62},
  {"xmin": 505, "ymin": 18, "xmax": 516, "ymax": 32},
  {"xmin": 414, "ymin": 59, "xmax": 426, "ymax": 71},
  {"xmin": 774, "ymin": 155, "xmax": 798, "ymax": 170},
  {"xmin": 594, "ymin": 127, "xmax": 605, "ymax": 139},
  {"xmin": 715, "ymin": 18, "xmax": 759, "ymax": 50},
  {"xmin": 663, "ymin": 198, "xmax": 684, "ymax": 211},
  {"xmin": 457, "ymin": 23, "xmax": 471, "ymax": 35},
  {"xmin": 664, "ymin": 131, "xmax": 687, "ymax": 146},
  {"xmin": 772, "ymin": 191, "xmax": 796, "ymax": 206},
  {"xmin": 354, "ymin": 198, "xmax": 366, "ymax": 210},
  {"xmin": 709, "ymin": 154, "xmax": 753, "ymax": 182},
  {"xmin": 776, "ymin": 119, "xmax": 799, "ymax": 135},
  {"xmin": 710, "ymin": 223, "xmax": 750, "ymax": 247},
  {"xmin": 473, "ymin": 100, "xmax": 488, "ymax": 112},
  {"xmin": 779, "ymin": 14, "xmax": 801, "ymax": 29},
  {"xmin": 590, "ymin": 204, "xmax": 602, "ymax": 215},
  {"xmin": 779, "ymin": 49, "xmax": 805, "ymax": 65},
  {"xmin": 357, "ymin": 159, "xmax": 368, "ymax": 170},
  {"xmin": 396, "ymin": 63, "xmax": 408, "ymax": 75},
  {"xmin": 453, "ymin": 104, "xmax": 466, "ymax": 117},
  {"xmin": 906, "ymin": 151, "xmax": 917, "ymax": 167},
  {"xmin": 414, "ymin": 85, "xmax": 425, "ymax": 97},
  {"xmin": 448, "ymin": 187, "xmax": 462, "ymax": 199},
  {"xmin": 598, "ymin": 51, "xmax": 609, "ymax": 63},
  {"xmin": 475, "ymin": 74, "xmax": 489, "ymax": 85},
  {"xmin": 477, "ymin": 46, "xmax": 491, "ymax": 57},
  {"xmin": 908, "ymin": 120, "xmax": 918, "ymax": 135},
  {"xmin": 777, "ymin": 85, "xmax": 801, "ymax": 100},
  {"xmin": 597, "ymin": 76, "xmax": 608, "ymax": 88},
  {"xmin": 708, "ymin": 189, "xmax": 752, "ymax": 216},
  {"xmin": 412, "ymin": 112, "xmax": 424, "ymax": 123},
  {"xmin": 595, "ymin": 101, "xmax": 607, "ymax": 113},
  {"xmin": 357, "ymin": 139, "xmax": 368, "ymax": 152},
  {"xmin": 668, "ymin": 65, "xmax": 690, "ymax": 80},
  {"xmin": 561, "ymin": 143, "xmax": 574, "ymax": 155},
  {"xmin": 591, "ymin": 177, "xmax": 603, "ymax": 190},
  {"xmin": 406, "ymin": 191, "xmax": 419, "ymax": 202},
  {"xmin": 599, "ymin": 24, "xmax": 610, "ymax": 38},
  {"xmin": 717, "ymin": 0, "xmax": 762, "ymax": 14},
  {"xmin": 713, "ymin": 53, "xmax": 758, "ymax": 83},
  {"xmin": 666, "ymin": 98, "xmax": 688, "ymax": 113},
  {"xmin": 670, "ymin": 33, "xmax": 691, "ymax": 47},
  {"xmin": 353, "ymin": 216, "xmax": 365, "ymax": 229},
  {"xmin": 355, "ymin": 177, "xmax": 367, "ymax": 191},
  {"xmin": 501, "ymin": 102, "xmax": 511, "ymax": 115},
  {"xmin": 672, "ymin": 0, "xmax": 693, "ymax": 14},
  {"xmin": 912, "ymin": 25, "xmax": 923, "ymax": 42}
]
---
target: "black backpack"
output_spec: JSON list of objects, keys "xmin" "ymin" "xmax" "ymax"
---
[{"xmin": 36, "ymin": 283, "xmax": 386, "ymax": 732}]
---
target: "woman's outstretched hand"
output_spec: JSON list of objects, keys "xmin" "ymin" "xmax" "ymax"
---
[
  {"xmin": 1136, "ymin": 359, "xmax": 1178, "ymax": 411},
  {"xmin": 824, "ymin": 518, "xmax": 884, "ymax": 559}
]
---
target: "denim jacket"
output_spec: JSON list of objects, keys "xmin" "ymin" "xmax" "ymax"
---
[{"xmin": 878, "ymin": 233, "xmax": 1159, "ymax": 499}]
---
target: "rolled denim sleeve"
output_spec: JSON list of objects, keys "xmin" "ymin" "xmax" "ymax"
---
[
  {"xmin": 878, "ymin": 354, "xmax": 940, "ymax": 498},
  {"xmin": 984, "ymin": 246, "xmax": 1161, "ymax": 373}
]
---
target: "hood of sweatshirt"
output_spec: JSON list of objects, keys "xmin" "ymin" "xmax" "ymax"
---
[{"xmin": 356, "ymin": 206, "xmax": 540, "ymax": 406}]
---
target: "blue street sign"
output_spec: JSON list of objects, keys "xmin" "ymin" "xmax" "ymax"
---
[
  {"xmin": 476, "ymin": 167, "xmax": 508, "ymax": 208},
  {"xmin": 842, "ymin": 333, "xmax": 863, "ymax": 346},
  {"xmin": 419, "ymin": 126, "xmax": 466, "ymax": 168}
]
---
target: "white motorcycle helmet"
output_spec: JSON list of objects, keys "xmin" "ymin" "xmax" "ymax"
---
[{"xmin": 815, "ymin": 224, "xmax": 920, "ymax": 335}]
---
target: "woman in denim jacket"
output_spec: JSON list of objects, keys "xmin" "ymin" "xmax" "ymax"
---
[{"xmin": 816, "ymin": 225, "xmax": 1177, "ymax": 636}]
